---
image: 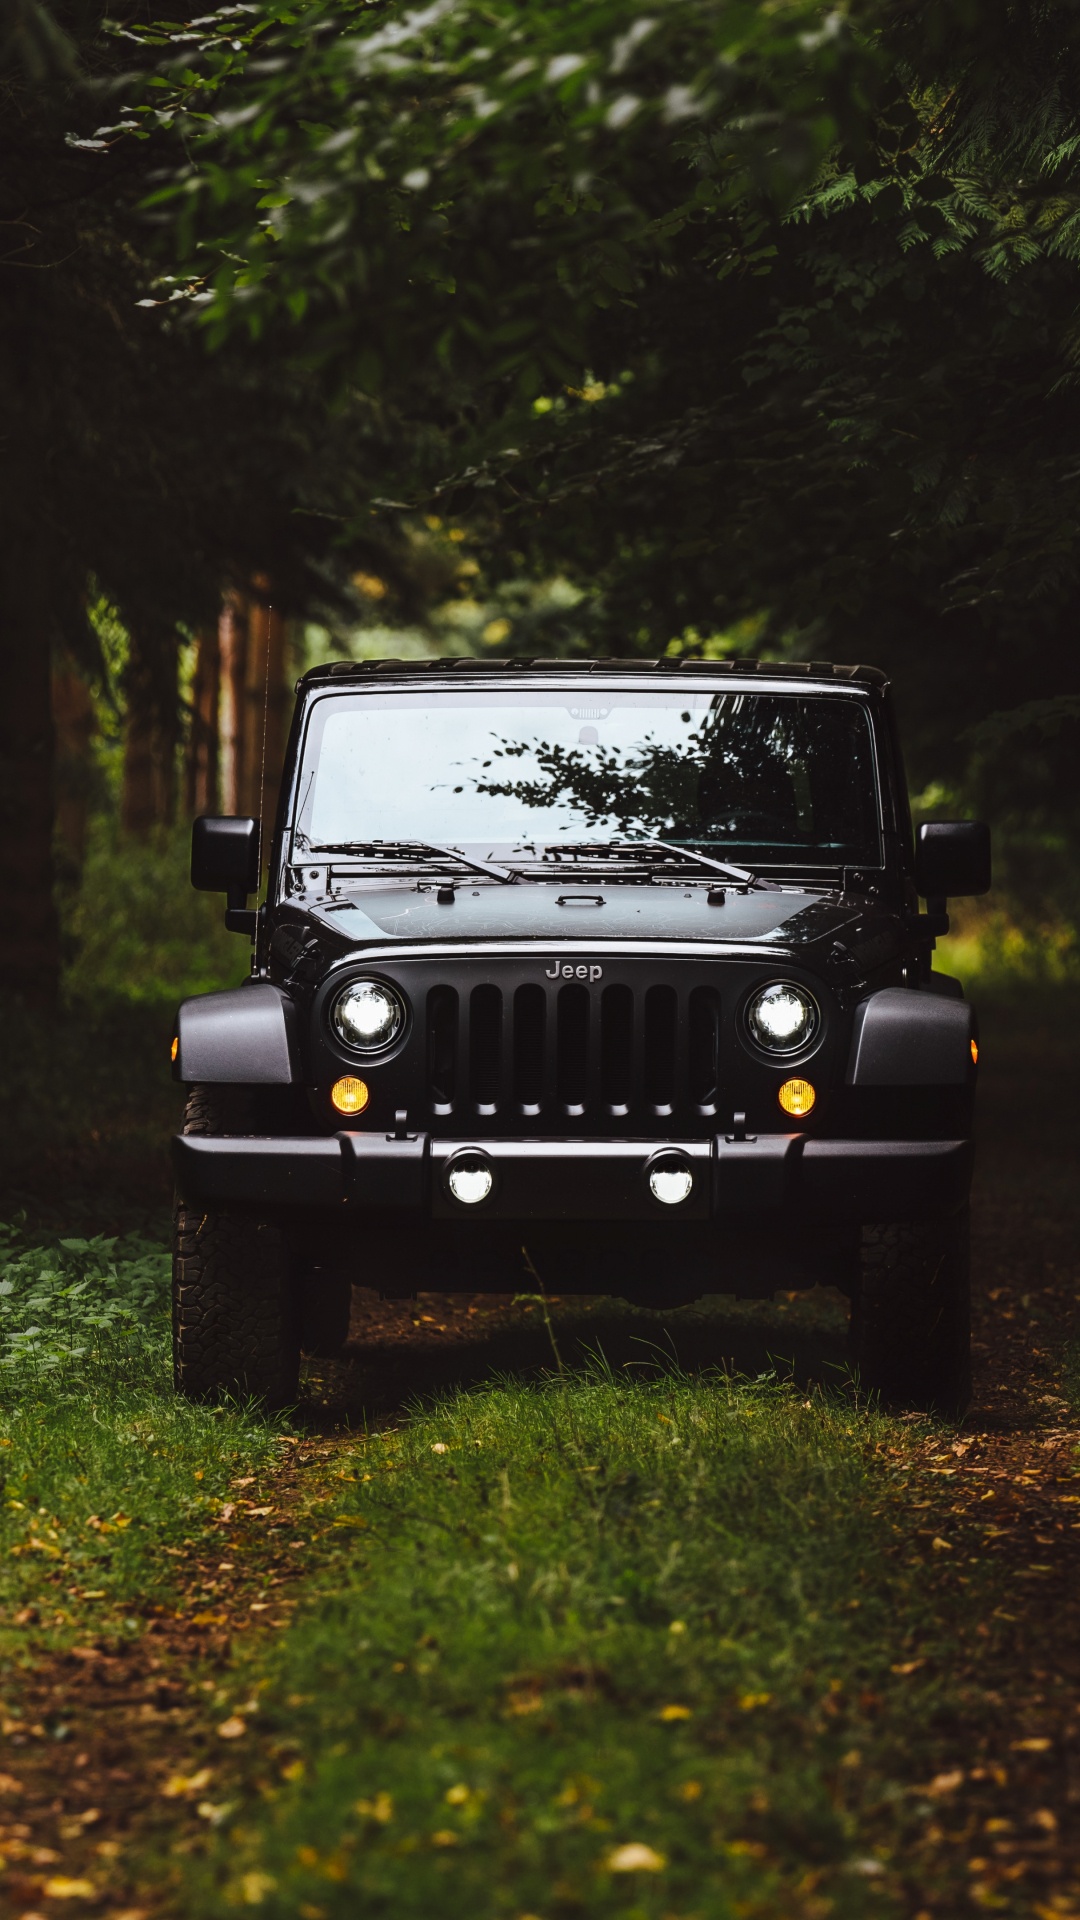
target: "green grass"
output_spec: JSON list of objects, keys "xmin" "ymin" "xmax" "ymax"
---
[
  {"xmin": 179, "ymin": 1373, "xmax": 982, "ymax": 1920},
  {"xmin": 0, "ymin": 1228, "xmax": 281, "ymax": 1645}
]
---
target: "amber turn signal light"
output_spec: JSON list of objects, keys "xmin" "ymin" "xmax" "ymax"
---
[
  {"xmin": 970, "ymin": 1038, "xmax": 979, "ymax": 1065},
  {"xmin": 170, "ymin": 1035, "xmax": 179, "ymax": 1064},
  {"xmin": 331, "ymin": 1076, "xmax": 370, "ymax": 1116},
  {"xmin": 778, "ymin": 1078, "xmax": 816, "ymax": 1119}
]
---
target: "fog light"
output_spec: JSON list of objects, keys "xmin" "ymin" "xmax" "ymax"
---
[
  {"xmin": 647, "ymin": 1156, "xmax": 694, "ymax": 1207},
  {"xmin": 332, "ymin": 1076, "xmax": 370, "ymax": 1115},
  {"xmin": 778, "ymin": 1078, "xmax": 816, "ymax": 1118},
  {"xmin": 446, "ymin": 1154, "xmax": 494, "ymax": 1206}
]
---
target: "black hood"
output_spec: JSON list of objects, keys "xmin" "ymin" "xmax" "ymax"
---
[{"xmin": 295, "ymin": 881, "xmax": 900, "ymax": 981}]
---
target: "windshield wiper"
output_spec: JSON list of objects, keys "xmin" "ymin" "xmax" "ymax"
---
[
  {"xmin": 307, "ymin": 839, "xmax": 519, "ymax": 885},
  {"xmin": 635, "ymin": 838, "xmax": 759, "ymax": 886}
]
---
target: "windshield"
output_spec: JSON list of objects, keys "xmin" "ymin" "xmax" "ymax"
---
[{"xmin": 292, "ymin": 688, "xmax": 882, "ymax": 868}]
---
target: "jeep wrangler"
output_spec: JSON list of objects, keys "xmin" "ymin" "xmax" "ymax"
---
[{"xmin": 171, "ymin": 657, "xmax": 990, "ymax": 1414}]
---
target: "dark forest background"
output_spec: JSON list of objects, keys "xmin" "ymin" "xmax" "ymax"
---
[{"xmin": 4, "ymin": 0, "xmax": 1080, "ymax": 1018}]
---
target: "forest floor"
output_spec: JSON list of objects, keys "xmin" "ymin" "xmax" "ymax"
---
[{"xmin": 0, "ymin": 991, "xmax": 1078, "ymax": 1919}]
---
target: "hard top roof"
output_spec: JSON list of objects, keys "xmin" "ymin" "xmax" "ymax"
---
[{"xmin": 298, "ymin": 655, "xmax": 887, "ymax": 689}]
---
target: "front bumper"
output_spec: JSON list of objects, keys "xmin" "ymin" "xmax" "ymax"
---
[{"xmin": 172, "ymin": 1130, "xmax": 974, "ymax": 1224}]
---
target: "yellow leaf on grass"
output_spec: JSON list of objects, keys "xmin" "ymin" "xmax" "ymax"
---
[
  {"xmin": 1011, "ymin": 1737, "xmax": 1052, "ymax": 1752},
  {"xmin": 162, "ymin": 1767, "xmax": 213, "ymax": 1798},
  {"xmin": 891, "ymin": 1660, "xmax": 926, "ymax": 1675},
  {"xmin": 432, "ymin": 1829, "xmax": 459, "ymax": 1847},
  {"xmin": 931, "ymin": 1537, "xmax": 952, "ymax": 1551},
  {"xmin": 218, "ymin": 1716, "xmax": 247, "ymax": 1740},
  {"xmin": 925, "ymin": 1770, "xmax": 964, "ymax": 1796},
  {"xmin": 239, "ymin": 1871, "xmax": 277, "ymax": 1904},
  {"xmin": 606, "ymin": 1843, "xmax": 667, "ymax": 1872},
  {"xmin": 659, "ymin": 1704, "xmax": 692, "ymax": 1721},
  {"xmin": 355, "ymin": 1792, "xmax": 393, "ymax": 1823},
  {"xmin": 43, "ymin": 1877, "xmax": 97, "ymax": 1898},
  {"xmin": 737, "ymin": 1691, "xmax": 771, "ymax": 1711}
]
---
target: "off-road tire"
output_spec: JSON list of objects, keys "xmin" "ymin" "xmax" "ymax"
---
[
  {"xmin": 173, "ymin": 1086, "xmax": 301, "ymax": 1408},
  {"xmin": 851, "ymin": 1209, "xmax": 971, "ymax": 1417},
  {"xmin": 298, "ymin": 1273, "xmax": 353, "ymax": 1358}
]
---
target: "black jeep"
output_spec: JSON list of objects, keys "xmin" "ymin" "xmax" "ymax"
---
[{"xmin": 171, "ymin": 657, "xmax": 989, "ymax": 1414}]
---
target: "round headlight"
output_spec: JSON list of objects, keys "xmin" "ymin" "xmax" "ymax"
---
[
  {"xmin": 331, "ymin": 979, "xmax": 406, "ymax": 1054},
  {"xmin": 746, "ymin": 981, "xmax": 819, "ymax": 1055}
]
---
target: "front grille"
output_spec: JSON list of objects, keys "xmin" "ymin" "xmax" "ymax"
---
[{"xmin": 423, "ymin": 977, "xmax": 721, "ymax": 1124}]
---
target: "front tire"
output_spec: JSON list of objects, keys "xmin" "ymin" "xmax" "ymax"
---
[
  {"xmin": 173, "ymin": 1087, "xmax": 301, "ymax": 1408},
  {"xmin": 851, "ymin": 1209, "xmax": 971, "ymax": 1417}
]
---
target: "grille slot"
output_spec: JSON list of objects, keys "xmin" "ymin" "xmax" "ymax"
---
[
  {"xmin": 424, "ymin": 973, "xmax": 716, "ymax": 1125},
  {"xmin": 513, "ymin": 984, "xmax": 546, "ymax": 1114},
  {"xmin": 600, "ymin": 984, "xmax": 633, "ymax": 1114},
  {"xmin": 427, "ymin": 985, "xmax": 457, "ymax": 1112},
  {"xmin": 643, "ymin": 984, "xmax": 677, "ymax": 1114},
  {"xmin": 688, "ymin": 986, "xmax": 720, "ymax": 1113},
  {"xmin": 556, "ymin": 983, "xmax": 590, "ymax": 1114},
  {"xmin": 469, "ymin": 984, "xmax": 502, "ymax": 1114}
]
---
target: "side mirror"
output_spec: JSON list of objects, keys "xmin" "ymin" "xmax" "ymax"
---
[
  {"xmin": 915, "ymin": 820, "xmax": 991, "ymax": 899},
  {"xmin": 191, "ymin": 816, "xmax": 261, "ymax": 934}
]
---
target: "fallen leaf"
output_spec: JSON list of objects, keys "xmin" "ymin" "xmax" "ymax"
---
[
  {"xmin": 162, "ymin": 1768, "xmax": 213, "ymax": 1799},
  {"xmin": 431, "ymin": 1829, "xmax": 459, "ymax": 1846},
  {"xmin": 931, "ymin": 1536, "xmax": 952, "ymax": 1551},
  {"xmin": 43, "ymin": 1878, "xmax": 97, "ymax": 1898},
  {"xmin": 925, "ymin": 1770, "xmax": 964, "ymax": 1796},
  {"xmin": 607, "ymin": 1843, "xmax": 667, "ymax": 1872},
  {"xmin": 431, "ymin": 1443, "xmax": 448, "ymax": 1455},
  {"xmin": 355, "ymin": 1792, "xmax": 393, "ymax": 1823},
  {"xmin": 0, "ymin": 1772, "xmax": 23, "ymax": 1793},
  {"xmin": 1011, "ymin": 1737, "xmax": 1052, "ymax": 1753},
  {"xmin": 245, "ymin": 1507, "xmax": 273, "ymax": 1518},
  {"xmin": 659, "ymin": 1704, "xmax": 692, "ymax": 1721},
  {"xmin": 737, "ymin": 1691, "xmax": 771, "ymax": 1711},
  {"xmin": 238, "ymin": 1871, "xmax": 277, "ymax": 1903},
  {"xmin": 1031, "ymin": 1808, "xmax": 1058, "ymax": 1832},
  {"xmin": 217, "ymin": 1716, "xmax": 247, "ymax": 1740},
  {"xmin": 891, "ymin": 1659, "xmax": 926, "ymax": 1675}
]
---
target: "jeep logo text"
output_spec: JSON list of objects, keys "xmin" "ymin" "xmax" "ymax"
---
[{"xmin": 546, "ymin": 963, "xmax": 603, "ymax": 982}]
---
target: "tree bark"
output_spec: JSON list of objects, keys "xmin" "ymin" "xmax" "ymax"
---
[
  {"xmin": 0, "ymin": 552, "xmax": 59, "ymax": 1007},
  {"xmin": 52, "ymin": 661, "xmax": 97, "ymax": 878},
  {"xmin": 185, "ymin": 623, "xmax": 220, "ymax": 817},
  {"xmin": 243, "ymin": 578, "xmax": 289, "ymax": 852},
  {"xmin": 219, "ymin": 588, "xmax": 248, "ymax": 816},
  {"xmin": 121, "ymin": 629, "xmax": 179, "ymax": 839}
]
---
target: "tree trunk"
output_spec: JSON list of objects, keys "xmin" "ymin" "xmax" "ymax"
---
[
  {"xmin": 0, "ymin": 553, "xmax": 59, "ymax": 1007},
  {"xmin": 52, "ymin": 661, "xmax": 97, "ymax": 879},
  {"xmin": 185, "ymin": 624, "xmax": 220, "ymax": 817},
  {"xmin": 219, "ymin": 588, "xmax": 248, "ymax": 816},
  {"xmin": 243, "ymin": 579, "xmax": 288, "ymax": 857},
  {"xmin": 122, "ymin": 629, "xmax": 179, "ymax": 840}
]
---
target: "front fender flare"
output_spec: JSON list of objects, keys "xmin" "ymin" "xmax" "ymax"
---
[
  {"xmin": 173, "ymin": 982, "xmax": 300, "ymax": 1085},
  {"xmin": 846, "ymin": 987, "xmax": 974, "ymax": 1087}
]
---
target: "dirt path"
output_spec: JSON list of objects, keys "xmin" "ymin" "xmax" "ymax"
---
[{"xmin": 2, "ymin": 995, "xmax": 1079, "ymax": 1918}]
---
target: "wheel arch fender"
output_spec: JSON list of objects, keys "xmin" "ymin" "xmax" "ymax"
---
[
  {"xmin": 173, "ymin": 981, "xmax": 301, "ymax": 1085},
  {"xmin": 846, "ymin": 986, "xmax": 974, "ymax": 1087}
]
